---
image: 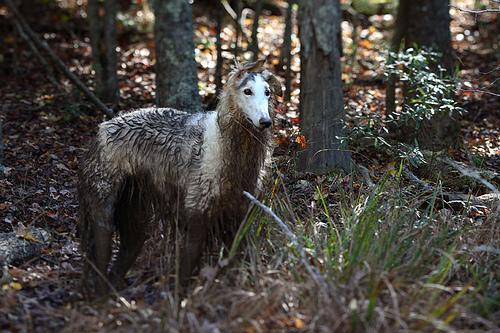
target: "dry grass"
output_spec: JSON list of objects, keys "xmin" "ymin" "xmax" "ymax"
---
[{"xmin": 54, "ymin": 170, "xmax": 499, "ymax": 333}]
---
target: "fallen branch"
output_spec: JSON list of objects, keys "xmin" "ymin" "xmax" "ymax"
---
[
  {"xmin": 4, "ymin": 0, "xmax": 114, "ymax": 118},
  {"xmin": 0, "ymin": 227, "xmax": 50, "ymax": 266},
  {"xmin": 439, "ymin": 157, "xmax": 499, "ymax": 195},
  {"xmin": 450, "ymin": 5, "xmax": 500, "ymax": 14},
  {"xmin": 356, "ymin": 164, "xmax": 375, "ymax": 189},
  {"xmin": 402, "ymin": 162, "xmax": 499, "ymax": 212},
  {"xmin": 243, "ymin": 191, "xmax": 329, "ymax": 292},
  {"xmin": 402, "ymin": 166, "xmax": 434, "ymax": 192}
]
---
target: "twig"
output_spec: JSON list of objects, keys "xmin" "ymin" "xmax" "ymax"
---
[
  {"xmin": 220, "ymin": 0, "xmax": 237, "ymax": 20},
  {"xmin": 243, "ymin": 191, "xmax": 329, "ymax": 292},
  {"xmin": 220, "ymin": 0, "xmax": 250, "ymax": 55},
  {"xmin": 457, "ymin": 88, "xmax": 500, "ymax": 98},
  {"xmin": 4, "ymin": 0, "xmax": 114, "ymax": 118},
  {"xmin": 450, "ymin": 5, "xmax": 500, "ymax": 14},
  {"xmin": 82, "ymin": 255, "xmax": 132, "ymax": 308}
]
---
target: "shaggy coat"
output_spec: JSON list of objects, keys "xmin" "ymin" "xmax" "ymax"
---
[{"xmin": 79, "ymin": 61, "xmax": 282, "ymax": 296}]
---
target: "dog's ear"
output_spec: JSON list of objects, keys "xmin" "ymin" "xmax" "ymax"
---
[
  {"xmin": 261, "ymin": 70, "xmax": 283, "ymax": 97},
  {"xmin": 243, "ymin": 59, "xmax": 266, "ymax": 72}
]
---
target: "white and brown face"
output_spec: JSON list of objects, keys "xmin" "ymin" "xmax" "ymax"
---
[{"xmin": 234, "ymin": 72, "xmax": 273, "ymax": 130}]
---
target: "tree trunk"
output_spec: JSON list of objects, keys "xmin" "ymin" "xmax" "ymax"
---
[
  {"xmin": 250, "ymin": 0, "xmax": 263, "ymax": 60},
  {"xmin": 0, "ymin": 119, "xmax": 4, "ymax": 174},
  {"xmin": 103, "ymin": 0, "xmax": 119, "ymax": 106},
  {"xmin": 385, "ymin": 0, "xmax": 409, "ymax": 115},
  {"xmin": 88, "ymin": 0, "xmax": 119, "ymax": 106},
  {"xmin": 281, "ymin": 0, "xmax": 293, "ymax": 102},
  {"xmin": 87, "ymin": 0, "xmax": 119, "ymax": 106},
  {"xmin": 297, "ymin": 0, "xmax": 351, "ymax": 173},
  {"xmin": 388, "ymin": 0, "xmax": 458, "ymax": 150},
  {"xmin": 153, "ymin": 0, "xmax": 201, "ymax": 112},
  {"xmin": 215, "ymin": 2, "xmax": 224, "ymax": 95},
  {"xmin": 404, "ymin": 0, "xmax": 453, "ymax": 71},
  {"xmin": 233, "ymin": 0, "xmax": 243, "ymax": 58},
  {"xmin": 88, "ymin": 0, "xmax": 103, "ymax": 100}
]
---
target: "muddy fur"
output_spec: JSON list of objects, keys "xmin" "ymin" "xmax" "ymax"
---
[{"xmin": 78, "ymin": 61, "xmax": 282, "ymax": 297}]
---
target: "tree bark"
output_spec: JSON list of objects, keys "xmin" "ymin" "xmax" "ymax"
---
[
  {"xmin": 0, "ymin": 120, "xmax": 4, "ymax": 174},
  {"xmin": 233, "ymin": 0, "xmax": 243, "ymax": 58},
  {"xmin": 215, "ymin": 2, "xmax": 224, "ymax": 95},
  {"xmin": 88, "ymin": 0, "xmax": 103, "ymax": 100},
  {"xmin": 385, "ymin": 0, "xmax": 409, "ymax": 115},
  {"xmin": 88, "ymin": 0, "xmax": 119, "ymax": 106},
  {"xmin": 282, "ymin": 0, "xmax": 293, "ymax": 102},
  {"xmin": 103, "ymin": 0, "xmax": 119, "ymax": 106},
  {"xmin": 153, "ymin": 0, "xmax": 201, "ymax": 112},
  {"xmin": 388, "ymin": 0, "xmax": 458, "ymax": 150},
  {"xmin": 250, "ymin": 0, "xmax": 263, "ymax": 60},
  {"xmin": 297, "ymin": 0, "xmax": 351, "ymax": 173},
  {"xmin": 403, "ymin": 0, "xmax": 453, "ymax": 71}
]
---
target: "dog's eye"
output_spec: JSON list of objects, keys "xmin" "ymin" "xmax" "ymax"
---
[
  {"xmin": 243, "ymin": 88, "xmax": 253, "ymax": 96},
  {"xmin": 265, "ymin": 89, "xmax": 270, "ymax": 96}
]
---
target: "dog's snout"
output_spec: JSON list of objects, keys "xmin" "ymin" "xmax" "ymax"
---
[{"xmin": 259, "ymin": 118, "xmax": 272, "ymax": 129}]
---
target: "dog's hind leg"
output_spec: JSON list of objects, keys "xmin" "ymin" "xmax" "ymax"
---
[{"xmin": 109, "ymin": 179, "xmax": 148, "ymax": 289}]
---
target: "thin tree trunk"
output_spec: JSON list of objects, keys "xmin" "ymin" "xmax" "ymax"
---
[
  {"xmin": 88, "ymin": 0, "xmax": 103, "ymax": 98},
  {"xmin": 0, "ymin": 120, "xmax": 4, "ymax": 174},
  {"xmin": 215, "ymin": 1, "xmax": 224, "ymax": 95},
  {"xmin": 88, "ymin": 0, "xmax": 119, "ymax": 106},
  {"xmin": 103, "ymin": 0, "xmax": 119, "ymax": 106},
  {"xmin": 385, "ymin": 0, "xmax": 408, "ymax": 115},
  {"xmin": 233, "ymin": 0, "xmax": 242, "ymax": 58},
  {"xmin": 282, "ymin": 0, "xmax": 293, "ymax": 102},
  {"xmin": 297, "ymin": 0, "xmax": 351, "ymax": 173},
  {"xmin": 250, "ymin": 0, "xmax": 263, "ymax": 60},
  {"xmin": 153, "ymin": 0, "xmax": 201, "ymax": 111}
]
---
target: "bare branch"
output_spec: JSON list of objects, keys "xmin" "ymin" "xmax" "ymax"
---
[
  {"xmin": 457, "ymin": 88, "xmax": 500, "ymax": 98},
  {"xmin": 4, "ymin": 0, "xmax": 115, "ymax": 118},
  {"xmin": 13, "ymin": 20, "xmax": 60, "ymax": 88},
  {"xmin": 402, "ymin": 166, "xmax": 434, "ymax": 192},
  {"xmin": 450, "ymin": 5, "xmax": 500, "ymax": 14},
  {"xmin": 440, "ymin": 157, "xmax": 499, "ymax": 195},
  {"xmin": 243, "ymin": 191, "xmax": 329, "ymax": 292}
]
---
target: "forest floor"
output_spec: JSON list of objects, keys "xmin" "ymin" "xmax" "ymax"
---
[{"xmin": 0, "ymin": 1, "xmax": 499, "ymax": 332}]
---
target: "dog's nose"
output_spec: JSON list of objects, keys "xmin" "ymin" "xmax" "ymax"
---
[{"xmin": 259, "ymin": 118, "xmax": 272, "ymax": 129}]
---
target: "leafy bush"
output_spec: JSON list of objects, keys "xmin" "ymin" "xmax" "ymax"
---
[
  {"xmin": 385, "ymin": 47, "xmax": 464, "ymax": 128},
  {"xmin": 345, "ymin": 48, "xmax": 465, "ymax": 166}
]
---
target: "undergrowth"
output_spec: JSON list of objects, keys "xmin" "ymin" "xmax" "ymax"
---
[{"xmin": 223, "ymin": 173, "xmax": 499, "ymax": 332}]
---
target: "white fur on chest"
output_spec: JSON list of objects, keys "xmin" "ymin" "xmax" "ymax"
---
[
  {"xmin": 184, "ymin": 111, "xmax": 223, "ymax": 211},
  {"xmin": 200, "ymin": 112, "xmax": 222, "ymax": 179}
]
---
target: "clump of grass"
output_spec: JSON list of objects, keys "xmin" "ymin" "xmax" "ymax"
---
[{"xmin": 238, "ymin": 174, "xmax": 499, "ymax": 331}]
